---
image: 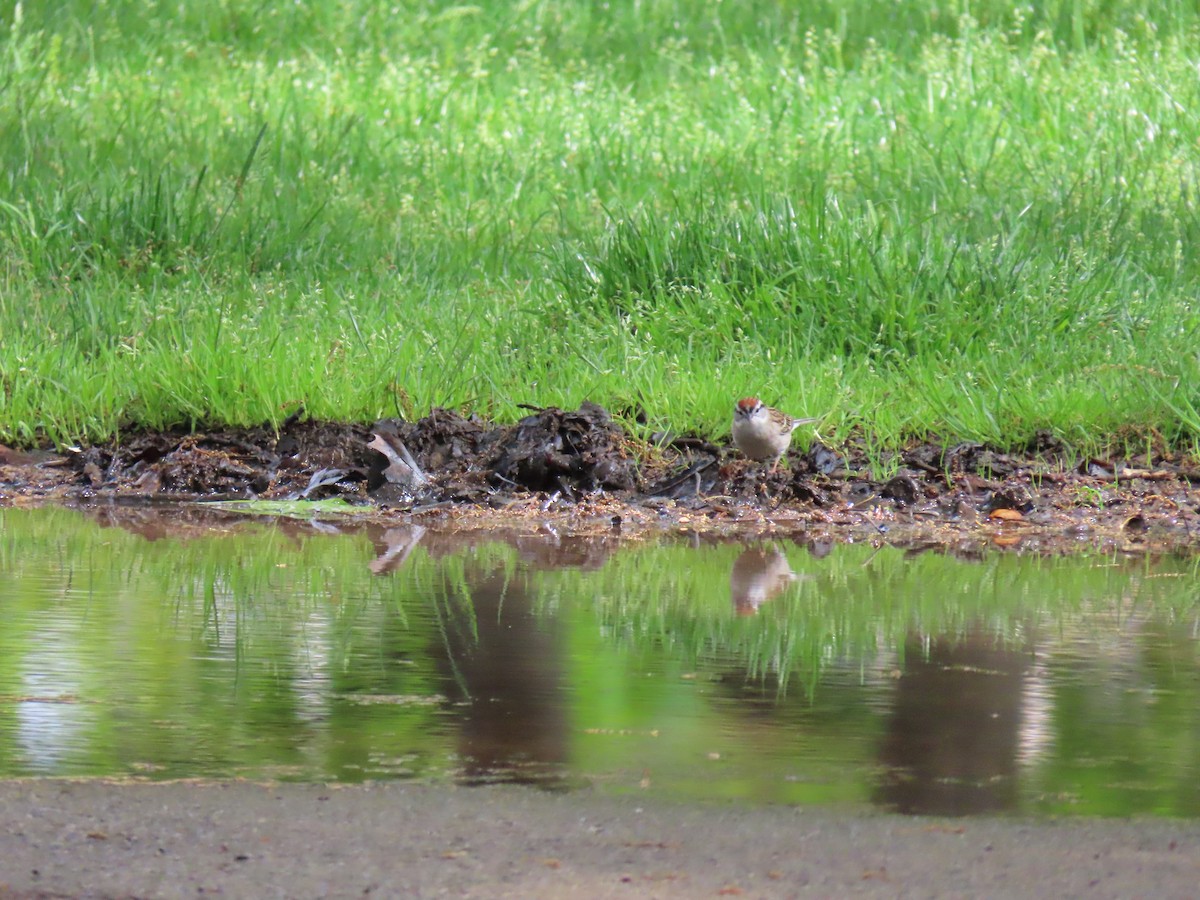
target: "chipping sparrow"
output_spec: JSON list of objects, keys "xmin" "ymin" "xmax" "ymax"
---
[{"xmin": 731, "ymin": 397, "xmax": 818, "ymax": 471}]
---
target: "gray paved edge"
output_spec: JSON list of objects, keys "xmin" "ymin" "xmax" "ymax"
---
[{"xmin": 1, "ymin": 780, "xmax": 1198, "ymax": 899}]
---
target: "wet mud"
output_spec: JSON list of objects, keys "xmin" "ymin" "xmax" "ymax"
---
[{"xmin": 3, "ymin": 404, "xmax": 1199, "ymax": 552}]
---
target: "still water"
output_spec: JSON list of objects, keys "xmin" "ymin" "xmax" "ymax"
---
[{"xmin": 1, "ymin": 505, "xmax": 1198, "ymax": 817}]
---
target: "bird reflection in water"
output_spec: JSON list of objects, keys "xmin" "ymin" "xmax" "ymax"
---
[{"xmin": 729, "ymin": 546, "xmax": 800, "ymax": 616}]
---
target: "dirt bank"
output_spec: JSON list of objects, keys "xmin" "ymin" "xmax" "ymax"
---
[
  {"xmin": 2, "ymin": 780, "xmax": 1198, "ymax": 899},
  {"xmin": 3, "ymin": 404, "xmax": 1199, "ymax": 552}
]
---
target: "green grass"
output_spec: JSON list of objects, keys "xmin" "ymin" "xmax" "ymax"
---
[{"xmin": 3, "ymin": 0, "xmax": 1200, "ymax": 455}]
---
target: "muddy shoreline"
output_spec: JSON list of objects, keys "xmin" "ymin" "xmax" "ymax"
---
[
  {"xmin": 3, "ymin": 404, "xmax": 1199, "ymax": 552},
  {"xmin": 3, "ymin": 780, "xmax": 1198, "ymax": 899}
]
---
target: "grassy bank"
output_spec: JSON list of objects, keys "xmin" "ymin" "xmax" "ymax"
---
[{"xmin": 2, "ymin": 1, "xmax": 1199, "ymax": 455}]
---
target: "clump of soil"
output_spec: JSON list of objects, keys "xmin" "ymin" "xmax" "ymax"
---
[
  {"xmin": 2, "ymin": 404, "xmax": 1199, "ymax": 551},
  {"xmin": 1, "ymin": 404, "xmax": 639, "ymax": 506}
]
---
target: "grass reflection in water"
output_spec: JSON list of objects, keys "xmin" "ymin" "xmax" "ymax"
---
[{"xmin": 0, "ymin": 506, "xmax": 1197, "ymax": 817}]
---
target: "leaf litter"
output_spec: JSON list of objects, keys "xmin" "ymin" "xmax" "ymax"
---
[{"xmin": 2, "ymin": 403, "xmax": 1199, "ymax": 553}]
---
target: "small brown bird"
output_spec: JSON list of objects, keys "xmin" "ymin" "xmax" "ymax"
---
[{"xmin": 731, "ymin": 398, "xmax": 818, "ymax": 472}]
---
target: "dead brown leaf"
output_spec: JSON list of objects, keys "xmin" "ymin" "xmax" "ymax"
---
[{"xmin": 988, "ymin": 508, "xmax": 1024, "ymax": 522}]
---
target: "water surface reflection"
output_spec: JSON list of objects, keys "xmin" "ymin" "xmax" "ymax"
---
[
  {"xmin": 1, "ymin": 505, "xmax": 1197, "ymax": 817},
  {"xmin": 876, "ymin": 629, "xmax": 1030, "ymax": 815}
]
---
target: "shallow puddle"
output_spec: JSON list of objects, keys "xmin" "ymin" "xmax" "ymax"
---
[{"xmin": 1, "ymin": 505, "xmax": 1198, "ymax": 817}]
